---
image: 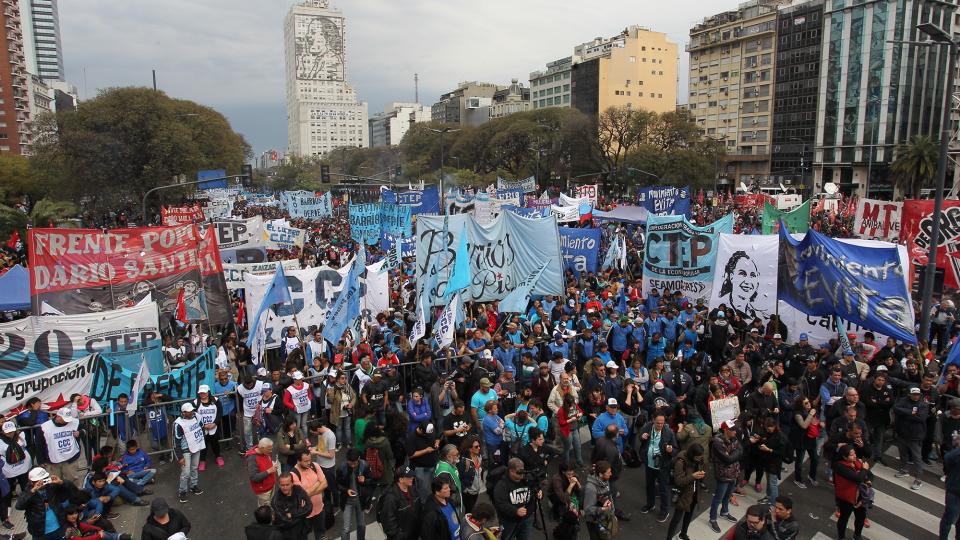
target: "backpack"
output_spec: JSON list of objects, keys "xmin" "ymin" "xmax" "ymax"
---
[{"xmin": 365, "ymin": 446, "xmax": 384, "ymax": 480}]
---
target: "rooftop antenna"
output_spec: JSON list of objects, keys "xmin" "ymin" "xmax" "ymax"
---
[{"xmin": 414, "ymin": 73, "xmax": 419, "ymax": 104}]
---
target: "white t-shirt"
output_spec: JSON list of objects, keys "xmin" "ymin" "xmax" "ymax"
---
[
  {"xmin": 175, "ymin": 416, "xmax": 206, "ymax": 454},
  {"xmin": 237, "ymin": 381, "xmax": 265, "ymax": 417},
  {"xmin": 0, "ymin": 433, "xmax": 31, "ymax": 477},
  {"xmin": 313, "ymin": 429, "xmax": 337, "ymax": 469},
  {"xmin": 41, "ymin": 419, "xmax": 80, "ymax": 464}
]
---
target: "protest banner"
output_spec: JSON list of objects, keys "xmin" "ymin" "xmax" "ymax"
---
[
  {"xmin": 288, "ymin": 192, "xmax": 333, "ymax": 220},
  {"xmin": 88, "ymin": 347, "xmax": 217, "ymax": 403},
  {"xmin": 900, "ymin": 199, "xmax": 960, "ymax": 288},
  {"xmin": 494, "ymin": 189, "xmax": 523, "ymax": 207},
  {"xmin": 212, "ymin": 216, "xmax": 265, "ymax": 250},
  {"xmin": 559, "ymin": 227, "xmax": 601, "ymax": 277},
  {"xmin": 379, "ymin": 232, "xmax": 416, "ymax": 258},
  {"xmin": 0, "ymin": 355, "xmax": 99, "ymax": 415},
  {"xmin": 761, "ymin": 200, "xmax": 810, "ymax": 234},
  {"xmin": 709, "ymin": 396, "xmax": 741, "ymax": 431},
  {"xmin": 27, "ymin": 225, "xmax": 208, "ymax": 319},
  {"xmin": 709, "ymin": 234, "xmax": 778, "ymax": 326},
  {"xmin": 0, "ymin": 302, "xmax": 163, "ymax": 379},
  {"xmin": 501, "ymin": 205, "xmax": 548, "ymax": 219},
  {"xmin": 779, "ymin": 227, "xmax": 916, "ymax": 343},
  {"xmin": 202, "ymin": 199, "xmax": 233, "ymax": 220},
  {"xmin": 637, "ymin": 186, "xmax": 691, "ymax": 217},
  {"xmin": 854, "ymin": 198, "xmax": 902, "ymax": 242},
  {"xmin": 574, "ymin": 184, "xmax": 599, "ymax": 205},
  {"xmin": 497, "ymin": 176, "xmax": 536, "ymax": 193},
  {"xmin": 474, "ymin": 193, "xmax": 495, "ymax": 225},
  {"xmin": 247, "ymin": 196, "xmax": 279, "ymax": 207},
  {"xmin": 349, "ymin": 203, "xmax": 382, "ymax": 245},
  {"xmin": 379, "ymin": 203, "xmax": 412, "ymax": 237},
  {"xmin": 416, "ymin": 212, "xmax": 565, "ymax": 306},
  {"xmin": 642, "ymin": 214, "xmax": 734, "ymax": 304},
  {"xmin": 733, "ymin": 194, "xmax": 775, "ymax": 211},
  {"xmin": 380, "ymin": 186, "xmax": 441, "ymax": 215},
  {"xmin": 243, "ymin": 260, "xmax": 390, "ymax": 351},
  {"xmin": 525, "ymin": 195, "xmax": 556, "ymax": 210},
  {"xmin": 161, "ymin": 204, "xmax": 205, "ymax": 225},
  {"xmin": 551, "ymin": 205, "xmax": 581, "ymax": 223},
  {"xmin": 558, "ymin": 193, "xmax": 591, "ymax": 208},
  {"xmin": 196, "ymin": 224, "xmax": 232, "ymax": 326},
  {"xmin": 263, "ymin": 220, "xmax": 306, "ymax": 251},
  {"xmin": 223, "ymin": 260, "xmax": 300, "ymax": 290}
]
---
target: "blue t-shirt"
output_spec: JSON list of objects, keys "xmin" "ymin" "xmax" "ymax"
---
[
  {"xmin": 471, "ymin": 390, "xmax": 497, "ymax": 421},
  {"xmin": 439, "ymin": 499, "xmax": 460, "ymax": 538}
]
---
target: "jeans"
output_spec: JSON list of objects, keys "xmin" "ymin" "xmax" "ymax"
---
[
  {"xmin": 243, "ymin": 415, "xmax": 255, "ymax": 449},
  {"xmin": 336, "ymin": 416, "xmax": 352, "ymax": 448},
  {"xmin": 178, "ymin": 451, "xmax": 200, "ymax": 493},
  {"xmin": 795, "ymin": 437, "xmax": 819, "ymax": 483},
  {"xmin": 868, "ymin": 422, "xmax": 888, "ymax": 462},
  {"xmin": 127, "ymin": 468, "xmax": 156, "ymax": 487},
  {"xmin": 644, "ymin": 465, "xmax": 670, "ymax": 515},
  {"xmin": 765, "ymin": 472, "xmax": 779, "ymax": 501},
  {"xmin": 710, "ymin": 480, "xmax": 736, "ymax": 521},
  {"xmin": 500, "ymin": 518, "xmax": 533, "ymax": 540},
  {"xmin": 898, "ymin": 438, "xmax": 923, "ymax": 478},
  {"xmin": 414, "ymin": 467, "xmax": 434, "ymax": 500},
  {"xmin": 341, "ymin": 502, "xmax": 365, "ymax": 540},
  {"xmin": 294, "ymin": 411, "xmax": 310, "ymax": 436},
  {"xmin": 562, "ymin": 428, "xmax": 584, "ymax": 466},
  {"xmin": 941, "ymin": 490, "xmax": 960, "ymax": 540}
]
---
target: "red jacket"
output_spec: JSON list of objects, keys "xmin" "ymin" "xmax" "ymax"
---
[
  {"xmin": 557, "ymin": 404, "xmax": 584, "ymax": 437},
  {"xmin": 834, "ymin": 458, "xmax": 869, "ymax": 504},
  {"xmin": 63, "ymin": 521, "xmax": 107, "ymax": 540},
  {"xmin": 245, "ymin": 448, "xmax": 277, "ymax": 495},
  {"xmin": 282, "ymin": 382, "xmax": 312, "ymax": 411}
]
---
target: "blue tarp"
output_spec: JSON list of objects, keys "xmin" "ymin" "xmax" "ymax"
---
[
  {"xmin": 593, "ymin": 206, "xmax": 649, "ymax": 225},
  {"xmin": 0, "ymin": 265, "xmax": 30, "ymax": 311}
]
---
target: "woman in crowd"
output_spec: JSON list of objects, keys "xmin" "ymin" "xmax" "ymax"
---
[
  {"xmin": 548, "ymin": 461, "xmax": 582, "ymax": 539},
  {"xmin": 557, "ymin": 394, "xmax": 585, "ymax": 467},
  {"xmin": 792, "ymin": 395, "xmax": 820, "ymax": 488},
  {"xmin": 480, "ymin": 400, "xmax": 505, "ymax": 466},
  {"xmin": 834, "ymin": 444, "xmax": 873, "ymax": 540},
  {"xmin": 458, "ymin": 435, "xmax": 485, "ymax": 514}
]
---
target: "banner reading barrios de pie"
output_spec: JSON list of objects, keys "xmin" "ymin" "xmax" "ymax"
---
[{"xmin": 27, "ymin": 225, "xmax": 228, "ymax": 323}]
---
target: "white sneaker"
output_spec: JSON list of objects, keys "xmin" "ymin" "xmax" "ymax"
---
[{"xmin": 911, "ymin": 479, "xmax": 923, "ymax": 490}]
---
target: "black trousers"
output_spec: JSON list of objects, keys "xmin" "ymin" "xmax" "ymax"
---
[{"xmin": 836, "ymin": 498, "xmax": 867, "ymax": 539}]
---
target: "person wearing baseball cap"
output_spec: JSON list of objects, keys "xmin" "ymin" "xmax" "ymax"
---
[
  {"xmin": 173, "ymin": 402, "xmax": 205, "ymax": 503},
  {"xmin": 377, "ymin": 465, "xmax": 418, "ymax": 540},
  {"xmin": 193, "ymin": 384, "xmax": 223, "ymax": 472},
  {"xmin": 707, "ymin": 419, "xmax": 743, "ymax": 532},
  {"xmin": 592, "ymin": 397, "xmax": 629, "ymax": 453},
  {"xmin": 142, "ymin": 497, "xmax": 191, "ymax": 540},
  {"xmin": 283, "ymin": 370, "xmax": 313, "ymax": 436},
  {"xmin": 38, "ymin": 407, "xmax": 82, "ymax": 485},
  {"xmin": 893, "ymin": 385, "xmax": 930, "ymax": 490}
]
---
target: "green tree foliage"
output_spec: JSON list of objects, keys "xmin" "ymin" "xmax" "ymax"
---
[
  {"xmin": 29, "ymin": 87, "xmax": 251, "ymax": 216},
  {"xmin": 890, "ymin": 134, "xmax": 938, "ymax": 200}
]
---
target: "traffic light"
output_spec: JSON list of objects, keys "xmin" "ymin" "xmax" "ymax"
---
[
  {"xmin": 241, "ymin": 164, "xmax": 253, "ymax": 187},
  {"xmin": 395, "ymin": 164, "xmax": 402, "ymax": 178},
  {"xmin": 321, "ymin": 164, "xmax": 331, "ymax": 183}
]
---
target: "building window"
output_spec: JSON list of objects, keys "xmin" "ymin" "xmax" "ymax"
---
[{"xmin": 629, "ymin": 56, "xmax": 636, "ymax": 63}]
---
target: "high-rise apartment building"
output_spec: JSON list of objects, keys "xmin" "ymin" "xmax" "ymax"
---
[
  {"xmin": 570, "ymin": 26, "xmax": 678, "ymax": 116},
  {"xmin": 770, "ymin": 0, "xmax": 824, "ymax": 193},
  {"xmin": 431, "ymin": 81, "xmax": 503, "ymax": 126},
  {"xmin": 284, "ymin": 0, "xmax": 368, "ymax": 157},
  {"xmin": 0, "ymin": 0, "xmax": 31, "ymax": 154},
  {"xmin": 18, "ymin": 0, "xmax": 62, "ymax": 82},
  {"xmin": 530, "ymin": 57, "xmax": 573, "ymax": 110},
  {"xmin": 687, "ymin": 0, "xmax": 788, "ymax": 185},
  {"xmin": 813, "ymin": 0, "xmax": 956, "ymax": 195},
  {"xmin": 369, "ymin": 102, "xmax": 429, "ymax": 147}
]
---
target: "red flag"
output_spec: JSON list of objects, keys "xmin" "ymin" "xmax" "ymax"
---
[
  {"xmin": 5, "ymin": 230, "xmax": 18, "ymax": 250},
  {"xmin": 175, "ymin": 288, "xmax": 189, "ymax": 325},
  {"xmin": 235, "ymin": 297, "xmax": 245, "ymax": 327}
]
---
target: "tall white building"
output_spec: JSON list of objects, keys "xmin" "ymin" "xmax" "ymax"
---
[
  {"xmin": 18, "ymin": 0, "xmax": 63, "ymax": 82},
  {"xmin": 283, "ymin": 0, "xmax": 368, "ymax": 157},
  {"xmin": 369, "ymin": 102, "xmax": 429, "ymax": 147}
]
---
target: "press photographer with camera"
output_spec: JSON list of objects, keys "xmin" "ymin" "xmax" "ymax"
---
[
  {"xmin": 582, "ymin": 461, "xmax": 616, "ymax": 540},
  {"xmin": 492, "ymin": 458, "xmax": 541, "ymax": 540}
]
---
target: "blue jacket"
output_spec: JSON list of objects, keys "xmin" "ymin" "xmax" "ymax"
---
[
  {"xmin": 646, "ymin": 337, "xmax": 666, "ymax": 365},
  {"xmin": 591, "ymin": 412, "xmax": 629, "ymax": 452},
  {"xmin": 406, "ymin": 399, "xmax": 432, "ymax": 432},
  {"xmin": 493, "ymin": 347, "xmax": 518, "ymax": 372},
  {"xmin": 610, "ymin": 324, "xmax": 631, "ymax": 351},
  {"xmin": 548, "ymin": 341, "xmax": 571, "ymax": 359}
]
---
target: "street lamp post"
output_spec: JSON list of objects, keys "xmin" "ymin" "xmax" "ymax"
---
[
  {"xmin": 916, "ymin": 22, "xmax": 958, "ymax": 342},
  {"xmin": 427, "ymin": 127, "xmax": 460, "ymax": 212}
]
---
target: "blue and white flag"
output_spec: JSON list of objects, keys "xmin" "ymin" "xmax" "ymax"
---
[
  {"xmin": 602, "ymin": 234, "xmax": 621, "ymax": 271},
  {"xmin": 246, "ymin": 264, "xmax": 293, "ymax": 361},
  {"xmin": 409, "ymin": 303, "xmax": 427, "ymax": 346},
  {"xmin": 433, "ymin": 292, "xmax": 460, "ymax": 348},
  {"xmin": 322, "ymin": 247, "xmax": 367, "ymax": 344},
  {"xmin": 445, "ymin": 224, "xmax": 471, "ymax": 298},
  {"xmin": 380, "ymin": 232, "xmax": 416, "ymax": 258},
  {"xmin": 499, "ymin": 262, "xmax": 548, "ymax": 313},
  {"xmin": 378, "ymin": 235, "xmax": 403, "ymax": 274}
]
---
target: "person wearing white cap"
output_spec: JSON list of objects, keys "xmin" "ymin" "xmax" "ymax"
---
[
  {"xmin": 39, "ymin": 407, "xmax": 81, "ymax": 485},
  {"xmin": 591, "ymin": 398, "xmax": 629, "ymax": 453},
  {"xmin": 283, "ymin": 370, "xmax": 313, "ymax": 435},
  {"xmin": 16, "ymin": 467, "xmax": 65, "ymax": 538},
  {"xmin": 193, "ymin": 384, "xmax": 223, "ymax": 472},
  {"xmin": 0, "ymin": 421, "xmax": 31, "ymax": 501},
  {"xmin": 173, "ymin": 402, "xmax": 205, "ymax": 503},
  {"xmin": 893, "ymin": 386, "xmax": 930, "ymax": 490}
]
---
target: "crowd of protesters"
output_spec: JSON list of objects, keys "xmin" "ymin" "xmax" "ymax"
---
[{"xmin": 0, "ymin": 186, "xmax": 958, "ymax": 540}]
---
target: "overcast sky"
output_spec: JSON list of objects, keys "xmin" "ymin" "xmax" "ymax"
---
[{"xmin": 58, "ymin": 0, "xmax": 743, "ymax": 159}]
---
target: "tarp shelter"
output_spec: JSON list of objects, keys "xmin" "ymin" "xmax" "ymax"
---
[
  {"xmin": 0, "ymin": 265, "xmax": 30, "ymax": 310},
  {"xmin": 593, "ymin": 206, "xmax": 649, "ymax": 225}
]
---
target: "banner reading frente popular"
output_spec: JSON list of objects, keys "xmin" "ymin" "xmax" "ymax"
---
[{"xmin": 28, "ymin": 225, "xmax": 202, "ymax": 297}]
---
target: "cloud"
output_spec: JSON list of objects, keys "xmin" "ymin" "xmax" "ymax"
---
[{"xmin": 58, "ymin": 0, "xmax": 741, "ymax": 156}]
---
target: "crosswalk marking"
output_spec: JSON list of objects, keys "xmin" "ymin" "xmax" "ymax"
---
[
  {"xmin": 829, "ymin": 514, "xmax": 908, "ymax": 540},
  {"xmin": 870, "ymin": 486, "xmax": 940, "ymax": 535},
  {"xmin": 870, "ymin": 463, "xmax": 943, "ymax": 505}
]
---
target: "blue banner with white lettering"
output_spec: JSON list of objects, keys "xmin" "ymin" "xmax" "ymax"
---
[
  {"xmin": 380, "ymin": 232, "xmax": 416, "ymax": 258},
  {"xmin": 777, "ymin": 227, "xmax": 917, "ymax": 344},
  {"xmin": 87, "ymin": 346, "xmax": 217, "ymax": 403},
  {"xmin": 289, "ymin": 192, "xmax": 333, "ymax": 219},
  {"xmin": 559, "ymin": 227, "xmax": 601, "ymax": 277},
  {"xmin": 637, "ymin": 185, "xmax": 691, "ymax": 217},
  {"xmin": 349, "ymin": 203, "xmax": 382, "ymax": 245},
  {"xmin": 381, "ymin": 186, "xmax": 441, "ymax": 215},
  {"xmin": 642, "ymin": 213, "xmax": 733, "ymax": 303},
  {"xmin": 380, "ymin": 203, "xmax": 412, "ymax": 238},
  {"xmin": 501, "ymin": 205, "xmax": 548, "ymax": 219}
]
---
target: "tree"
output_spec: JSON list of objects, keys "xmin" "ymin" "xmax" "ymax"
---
[
  {"xmin": 891, "ymin": 135, "xmax": 938, "ymax": 200},
  {"xmin": 594, "ymin": 106, "xmax": 655, "ymax": 174},
  {"xmin": 29, "ymin": 87, "xmax": 251, "ymax": 219}
]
